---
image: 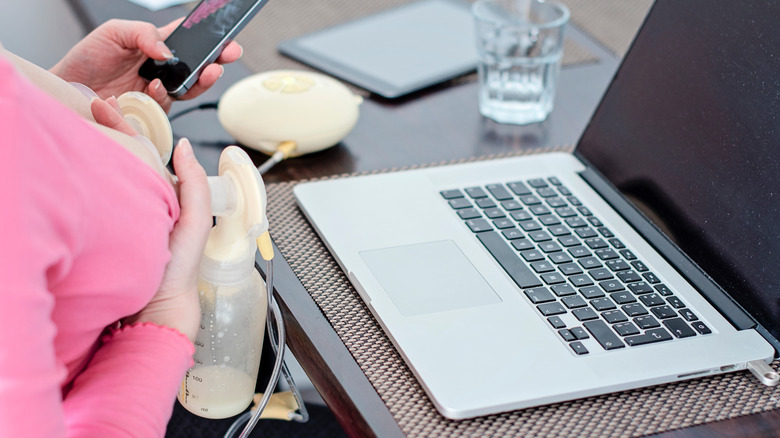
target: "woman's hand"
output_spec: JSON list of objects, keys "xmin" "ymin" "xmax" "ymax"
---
[
  {"xmin": 50, "ymin": 19, "xmax": 242, "ymax": 112},
  {"xmin": 124, "ymin": 138, "xmax": 212, "ymax": 341}
]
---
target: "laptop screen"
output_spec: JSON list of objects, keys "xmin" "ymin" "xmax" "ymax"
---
[{"xmin": 576, "ymin": 0, "xmax": 780, "ymax": 341}]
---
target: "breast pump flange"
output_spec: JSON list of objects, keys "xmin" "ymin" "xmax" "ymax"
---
[{"xmin": 113, "ymin": 91, "xmax": 308, "ymax": 435}]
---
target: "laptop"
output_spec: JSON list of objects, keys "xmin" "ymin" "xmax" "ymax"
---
[{"xmin": 293, "ymin": 0, "xmax": 780, "ymax": 420}]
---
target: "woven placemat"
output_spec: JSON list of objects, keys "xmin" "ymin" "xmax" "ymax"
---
[
  {"xmin": 265, "ymin": 149, "xmax": 780, "ymax": 437},
  {"xmin": 235, "ymin": 0, "xmax": 604, "ymax": 95}
]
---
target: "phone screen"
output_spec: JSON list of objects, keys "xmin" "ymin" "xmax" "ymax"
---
[{"xmin": 139, "ymin": 0, "xmax": 264, "ymax": 95}]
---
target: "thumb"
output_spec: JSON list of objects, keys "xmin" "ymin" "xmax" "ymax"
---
[
  {"xmin": 170, "ymin": 138, "xmax": 212, "ymax": 251},
  {"xmin": 108, "ymin": 19, "xmax": 174, "ymax": 61}
]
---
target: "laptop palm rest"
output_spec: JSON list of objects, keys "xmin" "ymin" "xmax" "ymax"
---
[{"xmin": 360, "ymin": 240, "xmax": 501, "ymax": 317}]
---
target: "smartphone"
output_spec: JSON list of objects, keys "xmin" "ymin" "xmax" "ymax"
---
[{"xmin": 139, "ymin": 0, "xmax": 269, "ymax": 97}]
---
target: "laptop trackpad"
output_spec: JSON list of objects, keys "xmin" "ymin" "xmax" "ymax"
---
[{"xmin": 360, "ymin": 240, "xmax": 501, "ymax": 317}]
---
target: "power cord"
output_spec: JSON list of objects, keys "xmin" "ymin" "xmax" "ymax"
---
[
  {"xmin": 169, "ymin": 102, "xmax": 219, "ymax": 122},
  {"xmin": 168, "ymin": 102, "xmax": 299, "ymax": 175}
]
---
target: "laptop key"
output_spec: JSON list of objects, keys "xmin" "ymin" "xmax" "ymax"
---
[
  {"xmin": 520, "ymin": 195, "xmax": 542, "ymax": 206},
  {"xmin": 605, "ymin": 259, "xmax": 630, "ymax": 271},
  {"xmin": 551, "ymin": 284, "xmax": 577, "ymax": 297},
  {"xmin": 691, "ymin": 321, "xmax": 712, "ymax": 334},
  {"xmin": 617, "ymin": 270, "xmax": 642, "ymax": 283},
  {"xmin": 501, "ymin": 200, "xmax": 523, "ymax": 211},
  {"xmin": 679, "ymin": 308, "xmax": 699, "ymax": 321},
  {"xmin": 589, "ymin": 268, "xmax": 613, "ymax": 281},
  {"xmin": 465, "ymin": 219, "xmax": 492, "ymax": 233},
  {"xmin": 561, "ymin": 295, "xmax": 588, "ymax": 309},
  {"xmin": 449, "ymin": 198, "xmax": 472, "ymax": 209},
  {"xmin": 458, "ymin": 208, "xmax": 482, "ymax": 220},
  {"xmin": 634, "ymin": 315, "xmax": 661, "ymax": 329},
  {"xmin": 625, "ymin": 328, "xmax": 673, "ymax": 346},
  {"xmin": 558, "ymin": 329, "xmax": 576, "ymax": 342},
  {"xmin": 654, "ymin": 284, "xmax": 673, "ymax": 296},
  {"xmin": 578, "ymin": 256, "xmax": 602, "ymax": 269},
  {"xmin": 476, "ymin": 198, "xmax": 497, "ymax": 209},
  {"xmin": 484, "ymin": 208, "xmax": 506, "ymax": 219},
  {"xmin": 508, "ymin": 181, "xmax": 532, "ymax": 196},
  {"xmin": 531, "ymin": 261, "xmax": 555, "ymax": 273},
  {"xmin": 546, "ymin": 197, "xmax": 567, "ymax": 208},
  {"xmin": 520, "ymin": 220, "xmax": 542, "ymax": 232},
  {"xmin": 549, "ymin": 252, "xmax": 573, "ymax": 264},
  {"xmin": 541, "ymin": 273, "xmax": 566, "ymax": 285},
  {"xmin": 440, "ymin": 189, "xmax": 464, "ymax": 199},
  {"xmin": 558, "ymin": 186, "xmax": 573, "ymax": 196},
  {"xmin": 599, "ymin": 280, "xmax": 624, "ymax": 293},
  {"xmin": 537, "ymin": 302, "xmax": 566, "ymax": 316},
  {"xmin": 595, "ymin": 248, "xmax": 620, "ymax": 260},
  {"xmin": 465, "ymin": 187, "xmax": 488, "ymax": 198},
  {"xmin": 584, "ymin": 320, "xmax": 625, "ymax": 350},
  {"xmin": 666, "ymin": 296, "xmax": 685, "ymax": 309},
  {"xmin": 511, "ymin": 210, "xmax": 533, "ymax": 221},
  {"xmin": 638, "ymin": 293, "xmax": 665, "ymax": 307},
  {"xmin": 511, "ymin": 239, "xmax": 535, "ymax": 251},
  {"xmin": 591, "ymin": 298, "xmax": 616, "ymax": 311},
  {"xmin": 572, "ymin": 307, "xmax": 599, "ymax": 321},
  {"xmin": 570, "ymin": 326, "xmax": 589, "ymax": 340},
  {"xmin": 524, "ymin": 287, "xmax": 555, "ymax": 304},
  {"xmin": 602, "ymin": 310, "xmax": 628, "ymax": 324},
  {"xmin": 579, "ymin": 286, "xmax": 605, "ymax": 299},
  {"xmin": 570, "ymin": 341, "xmax": 589, "ymax": 355},
  {"xmin": 492, "ymin": 219, "xmax": 515, "ymax": 229},
  {"xmin": 627, "ymin": 282, "xmax": 653, "ymax": 295},
  {"xmin": 485, "ymin": 183, "xmax": 513, "ymax": 201},
  {"xmin": 527, "ymin": 178, "xmax": 548, "ymax": 188},
  {"xmin": 559, "ymin": 263, "xmax": 584, "ymax": 276},
  {"xmin": 575, "ymin": 228, "xmax": 598, "ymax": 239},
  {"xmin": 622, "ymin": 303, "xmax": 648, "ymax": 317},
  {"xmin": 663, "ymin": 318, "xmax": 697, "ymax": 338},
  {"xmin": 559, "ymin": 236, "xmax": 581, "ymax": 247},
  {"xmin": 547, "ymin": 316, "xmax": 566, "ymax": 329},
  {"xmin": 569, "ymin": 274, "xmax": 594, "ymax": 287},
  {"xmin": 650, "ymin": 305, "xmax": 677, "ymax": 319},
  {"xmin": 521, "ymin": 249, "xmax": 545, "ymax": 262},
  {"xmin": 501, "ymin": 228, "xmax": 523, "ymax": 240},
  {"xmin": 614, "ymin": 322, "xmax": 640, "ymax": 336},
  {"xmin": 611, "ymin": 291, "xmax": 636, "ymax": 305},
  {"xmin": 477, "ymin": 232, "xmax": 542, "ymax": 288}
]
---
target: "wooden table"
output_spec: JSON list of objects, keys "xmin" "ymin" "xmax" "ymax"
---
[{"xmin": 65, "ymin": 1, "xmax": 780, "ymax": 436}]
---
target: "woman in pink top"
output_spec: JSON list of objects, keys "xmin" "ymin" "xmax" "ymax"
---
[{"xmin": 0, "ymin": 19, "xmax": 241, "ymax": 437}]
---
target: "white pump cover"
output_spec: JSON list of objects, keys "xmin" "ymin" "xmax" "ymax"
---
[{"xmin": 217, "ymin": 70, "xmax": 362, "ymax": 156}]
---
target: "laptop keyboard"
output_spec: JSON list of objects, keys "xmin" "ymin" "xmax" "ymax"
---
[{"xmin": 441, "ymin": 177, "xmax": 712, "ymax": 356}]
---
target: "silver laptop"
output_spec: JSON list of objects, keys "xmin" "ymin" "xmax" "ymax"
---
[{"xmin": 294, "ymin": 0, "xmax": 780, "ymax": 420}]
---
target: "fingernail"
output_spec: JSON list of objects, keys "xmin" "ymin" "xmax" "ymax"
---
[
  {"xmin": 157, "ymin": 41, "xmax": 174, "ymax": 59},
  {"xmin": 237, "ymin": 44, "xmax": 244, "ymax": 59},
  {"xmin": 218, "ymin": 65, "xmax": 225, "ymax": 78},
  {"xmin": 177, "ymin": 138, "xmax": 193, "ymax": 156}
]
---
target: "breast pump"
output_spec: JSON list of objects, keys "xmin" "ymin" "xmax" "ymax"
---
[{"xmin": 112, "ymin": 82, "xmax": 355, "ymax": 436}]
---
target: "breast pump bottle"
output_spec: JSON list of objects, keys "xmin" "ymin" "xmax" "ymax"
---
[
  {"xmin": 111, "ymin": 90, "xmax": 306, "ymax": 429},
  {"xmin": 177, "ymin": 146, "xmax": 273, "ymax": 419}
]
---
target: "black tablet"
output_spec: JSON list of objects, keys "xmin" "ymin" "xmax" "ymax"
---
[{"xmin": 278, "ymin": 0, "xmax": 478, "ymax": 98}]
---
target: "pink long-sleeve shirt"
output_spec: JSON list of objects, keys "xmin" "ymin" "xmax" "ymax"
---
[{"xmin": 0, "ymin": 56, "xmax": 195, "ymax": 436}]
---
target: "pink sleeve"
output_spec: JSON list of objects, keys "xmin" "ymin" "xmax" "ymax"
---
[
  {"xmin": 0, "ymin": 60, "xmax": 192, "ymax": 437},
  {"xmin": 63, "ymin": 324, "xmax": 194, "ymax": 437}
]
